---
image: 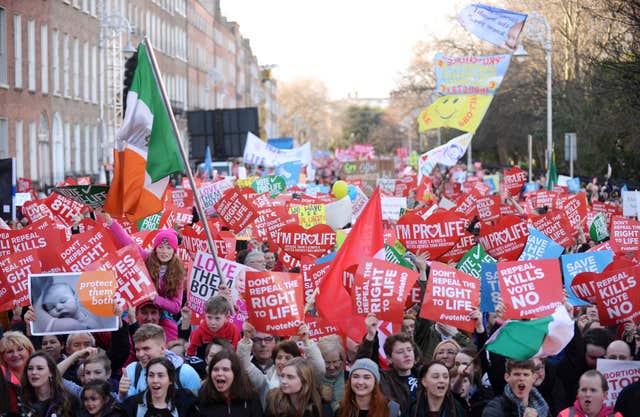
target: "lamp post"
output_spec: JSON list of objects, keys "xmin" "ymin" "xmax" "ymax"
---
[{"xmin": 513, "ymin": 11, "xmax": 553, "ymax": 169}]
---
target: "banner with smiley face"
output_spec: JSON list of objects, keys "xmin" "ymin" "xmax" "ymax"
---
[{"xmin": 418, "ymin": 95, "xmax": 493, "ymax": 133}]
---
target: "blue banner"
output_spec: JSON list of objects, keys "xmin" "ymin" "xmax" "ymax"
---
[
  {"xmin": 524, "ymin": 182, "xmax": 540, "ymax": 192},
  {"xmin": 305, "ymin": 184, "xmax": 330, "ymax": 195},
  {"xmin": 267, "ymin": 137, "xmax": 294, "ymax": 150},
  {"xmin": 567, "ymin": 177, "xmax": 581, "ymax": 194},
  {"xmin": 276, "ymin": 160, "xmax": 302, "ymax": 188},
  {"xmin": 518, "ymin": 227, "xmax": 565, "ymax": 260},
  {"xmin": 457, "ymin": 4, "xmax": 528, "ymax": 51},
  {"xmin": 561, "ymin": 251, "xmax": 614, "ymax": 306},
  {"xmin": 480, "ymin": 262, "xmax": 500, "ymax": 312},
  {"xmin": 434, "ymin": 53, "xmax": 511, "ymax": 95}
]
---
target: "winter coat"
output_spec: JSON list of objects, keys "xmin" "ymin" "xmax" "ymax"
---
[
  {"xmin": 198, "ymin": 397, "xmax": 263, "ymax": 417},
  {"xmin": 121, "ymin": 388, "xmax": 198, "ymax": 417}
]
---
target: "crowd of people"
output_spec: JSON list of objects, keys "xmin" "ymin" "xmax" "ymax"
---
[{"xmin": 0, "ymin": 165, "xmax": 636, "ymax": 417}]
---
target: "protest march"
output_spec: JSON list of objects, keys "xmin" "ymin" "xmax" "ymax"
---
[{"xmin": 0, "ymin": 2, "xmax": 637, "ymax": 417}]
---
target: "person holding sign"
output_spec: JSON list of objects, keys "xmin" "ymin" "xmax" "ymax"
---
[
  {"xmin": 197, "ymin": 349, "xmax": 263, "ymax": 417},
  {"xmin": 558, "ymin": 370, "xmax": 622, "ymax": 417}
]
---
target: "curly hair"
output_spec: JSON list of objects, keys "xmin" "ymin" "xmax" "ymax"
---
[
  {"xmin": 145, "ymin": 250, "xmax": 184, "ymax": 298},
  {"xmin": 22, "ymin": 351, "xmax": 74, "ymax": 417}
]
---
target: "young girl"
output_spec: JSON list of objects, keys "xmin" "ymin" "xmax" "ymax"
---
[
  {"xmin": 336, "ymin": 359, "xmax": 400, "ymax": 417},
  {"xmin": 105, "ymin": 214, "xmax": 185, "ymax": 315},
  {"xmin": 407, "ymin": 361, "xmax": 466, "ymax": 417},
  {"xmin": 80, "ymin": 380, "xmax": 127, "ymax": 417}
]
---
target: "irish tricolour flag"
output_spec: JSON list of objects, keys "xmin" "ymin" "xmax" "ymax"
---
[
  {"xmin": 485, "ymin": 305, "xmax": 574, "ymax": 360},
  {"xmin": 103, "ymin": 39, "xmax": 183, "ymax": 221}
]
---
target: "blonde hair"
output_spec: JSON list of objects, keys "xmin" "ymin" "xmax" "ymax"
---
[{"xmin": 0, "ymin": 331, "xmax": 35, "ymax": 367}]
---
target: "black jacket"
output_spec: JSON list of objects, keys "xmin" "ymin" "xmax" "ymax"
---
[
  {"xmin": 614, "ymin": 379, "xmax": 640, "ymax": 417},
  {"xmin": 199, "ymin": 398, "xmax": 263, "ymax": 417},
  {"xmin": 406, "ymin": 391, "xmax": 466, "ymax": 417},
  {"xmin": 78, "ymin": 399, "xmax": 128, "ymax": 417},
  {"xmin": 121, "ymin": 388, "xmax": 199, "ymax": 417}
]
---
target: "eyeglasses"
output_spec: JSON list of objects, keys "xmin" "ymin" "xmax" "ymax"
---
[{"xmin": 252, "ymin": 336, "xmax": 275, "ymax": 344}]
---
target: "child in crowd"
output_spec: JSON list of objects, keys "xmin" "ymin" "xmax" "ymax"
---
[{"xmin": 188, "ymin": 295, "xmax": 241, "ymax": 358}]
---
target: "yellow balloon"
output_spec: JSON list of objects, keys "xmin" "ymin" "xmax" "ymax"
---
[{"xmin": 332, "ymin": 180, "xmax": 349, "ymax": 199}]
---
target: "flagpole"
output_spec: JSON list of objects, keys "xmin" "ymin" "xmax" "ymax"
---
[{"xmin": 143, "ymin": 37, "xmax": 224, "ymax": 280}]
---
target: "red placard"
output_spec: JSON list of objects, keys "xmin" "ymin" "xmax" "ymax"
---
[
  {"xmin": 610, "ymin": 216, "xmax": 640, "ymax": 252},
  {"xmin": 570, "ymin": 271, "xmax": 598, "ymax": 304},
  {"xmin": 213, "ymin": 188, "xmax": 258, "ymax": 233},
  {"xmin": 58, "ymin": 228, "xmax": 118, "ymax": 272},
  {"xmin": 351, "ymin": 258, "xmax": 418, "ymax": 323},
  {"xmin": 277, "ymin": 249, "xmax": 301, "ymax": 271},
  {"xmin": 560, "ymin": 193, "xmax": 588, "ymax": 229},
  {"xmin": 21, "ymin": 198, "xmax": 55, "ymax": 224},
  {"xmin": 594, "ymin": 265, "xmax": 640, "ymax": 326},
  {"xmin": 0, "ymin": 250, "xmax": 42, "ymax": 311},
  {"xmin": 476, "ymin": 195, "xmax": 502, "ymax": 223},
  {"xmin": 531, "ymin": 211, "xmax": 574, "ymax": 248},
  {"xmin": 87, "ymin": 244, "xmax": 157, "ymax": 307},
  {"xmin": 454, "ymin": 189, "xmax": 481, "ymax": 220},
  {"xmin": 44, "ymin": 193, "xmax": 86, "ymax": 226},
  {"xmin": 442, "ymin": 182, "xmax": 462, "ymax": 201},
  {"xmin": 252, "ymin": 206, "xmax": 298, "ymax": 245},
  {"xmin": 503, "ymin": 167, "xmax": 527, "ymax": 196},
  {"xmin": 275, "ymin": 224, "xmax": 336, "ymax": 259},
  {"xmin": 165, "ymin": 187, "xmax": 194, "ymax": 209},
  {"xmin": 438, "ymin": 232, "xmax": 477, "ymax": 264},
  {"xmin": 395, "ymin": 211, "xmax": 468, "ymax": 259},
  {"xmin": 478, "ymin": 215, "xmax": 529, "ymax": 261},
  {"xmin": 419, "ymin": 262, "xmax": 480, "ymax": 332},
  {"xmin": 181, "ymin": 221, "xmax": 233, "ymax": 260},
  {"xmin": 17, "ymin": 178, "xmax": 33, "ymax": 193},
  {"xmin": 498, "ymin": 259, "xmax": 564, "ymax": 319},
  {"xmin": 528, "ymin": 190, "xmax": 558, "ymax": 209},
  {"xmin": 245, "ymin": 271, "xmax": 304, "ymax": 337}
]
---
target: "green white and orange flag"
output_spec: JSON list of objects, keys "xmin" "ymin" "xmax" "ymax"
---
[{"xmin": 103, "ymin": 39, "xmax": 183, "ymax": 221}]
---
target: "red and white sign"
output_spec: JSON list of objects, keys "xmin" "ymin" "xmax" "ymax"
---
[
  {"xmin": 181, "ymin": 221, "xmax": 234, "ymax": 260},
  {"xmin": 476, "ymin": 195, "xmax": 502, "ymax": 223},
  {"xmin": 275, "ymin": 224, "xmax": 336, "ymax": 259},
  {"xmin": 252, "ymin": 205, "xmax": 298, "ymax": 245},
  {"xmin": 559, "ymin": 193, "xmax": 588, "ymax": 229},
  {"xmin": 87, "ymin": 244, "xmax": 158, "ymax": 308},
  {"xmin": 395, "ymin": 211, "xmax": 469, "ymax": 259},
  {"xmin": 305, "ymin": 314, "xmax": 339, "ymax": 342},
  {"xmin": 503, "ymin": 167, "xmax": 527, "ymax": 196},
  {"xmin": 531, "ymin": 211, "xmax": 575, "ymax": 248},
  {"xmin": 438, "ymin": 232, "xmax": 477, "ymax": 264},
  {"xmin": 0, "ymin": 250, "xmax": 42, "ymax": 311},
  {"xmin": 611, "ymin": 216, "xmax": 640, "ymax": 252},
  {"xmin": 594, "ymin": 264, "xmax": 640, "ymax": 326},
  {"xmin": 478, "ymin": 215, "xmax": 529, "ymax": 261},
  {"xmin": 213, "ymin": 188, "xmax": 258, "ymax": 233},
  {"xmin": 45, "ymin": 193, "xmax": 86, "ymax": 226},
  {"xmin": 420, "ymin": 262, "xmax": 479, "ymax": 332},
  {"xmin": 166, "ymin": 187, "xmax": 194, "ymax": 209},
  {"xmin": 246, "ymin": 271, "xmax": 304, "ymax": 337},
  {"xmin": 59, "ymin": 229, "xmax": 118, "ymax": 273},
  {"xmin": 351, "ymin": 258, "xmax": 418, "ymax": 323},
  {"xmin": 498, "ymin": 259, "xmax": 564, "ymax": 319},
  {"xmin": 528, "ymin": 190, "xmax": 558, "ymax": 209},
  {"xmin": 597, "ymin": 359, "xmax": 640, "ymax": 409}
]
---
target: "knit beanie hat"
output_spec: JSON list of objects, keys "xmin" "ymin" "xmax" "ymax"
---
[
  {"xmin": 350, "ymin": 358, "xmax": 380, "ymax": 382},
  {"xmin": 153, "ymin": 229, "xmax": 178, "ymax": 251}
]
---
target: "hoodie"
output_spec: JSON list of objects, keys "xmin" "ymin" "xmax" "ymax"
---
[
  {"xmin": 558, "ymin": 399, "xmax": 622, "ymax": 417},
  {"xmin": 187, "ymin": 319, "xmax": 241, "ymax": 356}
]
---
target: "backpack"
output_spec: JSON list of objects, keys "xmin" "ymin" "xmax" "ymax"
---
[{"xmin": 133, "ymin": 362, "xmax": 184, "ymax": 391}]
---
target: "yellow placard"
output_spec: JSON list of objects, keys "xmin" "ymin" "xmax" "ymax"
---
[
  {"xmin": 237, "ymin": 176, "xmax": 258, "ymax": 188},
  {"xmin": 418, "ymin": 95, "xmax": 493, "ymax": 133},
  {"xmin": 288, "ymin": 204, "xmax": 326, "ymax": 229}
]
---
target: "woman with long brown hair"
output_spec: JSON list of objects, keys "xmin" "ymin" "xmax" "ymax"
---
[
  {"xmin": 408, "ymin": 361, "xmax": 466, "ymax": 417},
  {"xmin": 21, "ymin": 351, "xmax": 78, "ymax": 417},
  {"xmin": 265, "ymin": 357, "xmax": 332, "ymax": 417},
  {"xmin": 336, "ymin": 359, "xmax": 400, "ymax": 417}
]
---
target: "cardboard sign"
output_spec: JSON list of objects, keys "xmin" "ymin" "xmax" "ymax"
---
[
  {"xmin": 439, "ymin": 232, "xmax": 477, "ymax": 264},
  {"xmin": 498, "ymin": 259, "xmax": 564, "ymax": 319},
  {"xmin": 341, "ymin": 159, "xmax": 395, "ymax": 196},
  {"xmin": 251, "ymin": 175, "xmax": 287, "ymax": 197},
  {"xmin": 53, "ymin": 185, "xmax": 109, "ymax": 209},
  {"xmin": 503, "ymin": 167, "xmax": 527, "ymax": 196},
  {"xmin": 43, "ymin": 193, "xmax": 86, "ymax": 226},
  {"xmin": 531, "ymin": 211, "xmax": 575, "ymax": 248},
  {"xmin": 597, "ymin": 359, "xmax": 640, "ymax": 409},
  {"xmin": 0, "ymin": 250, "xmax": 42, "ymax": 311},
  {"xmin": 456, "ymin": 243, "xmax": 496, "ymax": 279},
  {"xmin": 396, "ymin": 211, "xmax": 469, "ymax": 259},
  {"xmin": 305, "ymin": 314, "xmax": 339, "ymax": 342},
  {"xmin": 302, "ymin": 259, "xmax": 330, "ymax": 305},
  {"xmin": 420, "ymin": 262, "xmax": 480, "ymax": 332},
  {"xmin": 59, "ymin": 229, "xmax": 118, "ymax": 273},
  {"xmin": 518, "ymin": 227, "xmax": 564, "ymax": 261},
  {"xmin": 476, "ymin": 195, "xmax": 502, "ymax": 222},
  {"xmin": 454, "ymin": 189, "xmax": 482, "ymax": 220},
  {"xmin": 478, "ymin": 215, "xmax": 529, "ymax": 261},
  {"xmin": 561, "ymin": 251, "xmax": 614, "ymax": 306},
  {"xmin": 622, "ymin": 190, "xmax": 640, "ymax": 218},
  {"xmin": 87, "ymin": 244, "xmax": 158, "ymax": 308},
  {"xmin": 352, "ymin": 258, "xmax": 418, "ymax": 323},
  {"xmin": 181, "ymin": 221, "xmax": 234, "ymax": 260},
  {"xmin": 479, "ymin": 262, "xmax": 500, "ymax": 312},
  {"xmin": 589, "ymin": 212, "xmax": 609, "ymax": 242},
  {"xmin": 198, "ymin": 179, "xmax": 234, "ymax": 217},
  {"xmin": 138, "ymin": 212, "xmax": 162, "ymax": 231},
  {"xmin": 213, "ymin": 188, "xmax": 258, "ymax": 233},
  {"xmin": 165, "ymin": 187, "xmax": 194, "ymax": 209},
  {"xmin": 186, "ymin": 250, "xmax": 255, "ymax": 316},
  {"xmin": 611, "ymin": 215, "xmax": 640, "ymax": 252},
  {"xmin": 246, "ymin": 271, "xmax": 304, "ymax": 337},
  {"xmin": 275, "ymin": 224, "xmax": 336, "ymax": 259},
  {"xmin": 21, "ymin": 198, "xmax": 55, "ymax": 224},
  {"xmin": 528, "ymin": 190, "xmax": 558, "ymax": 209},
  {"xmin": 381, "ymin": 196, "xmax": 407, "ymax": 221},
  {"xmin": 252, "ymin": 205, "xmax": 298, "ymax": 244},
  {"xmin": 594, "ymin": 265, "xmax": 640, "ymax": 326},
  {"xmin": 559, "ymin": 193, "xmax": 588, "ymax": 229},
  {"xmin": 288, "ymin": 204, "xmax": 326, "ymax": 229},
  {"xmin": 29, "ymin": 271, "xmax": 118, "ymax": 335}
]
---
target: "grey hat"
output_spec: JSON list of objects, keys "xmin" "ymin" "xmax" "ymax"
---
[{"xmin": 350, "ymin": 358, "xmax": 380, "ymax": 382}]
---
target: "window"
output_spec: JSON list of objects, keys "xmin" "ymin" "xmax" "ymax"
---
[
  {"xmin": 91, "ymin": 45, "xmax": 97, "ymax": 103},
  {"xmin": 92, "ymin": 126, "xmax": 98, "ymax": 173},
  {"xmin": 0, "ymin": 7, "xmax": 6, "ymax": 85},
  {"xmin": 29, "ymin": 122, "xmax": 37, "ymax": 179},
  {"xmin": 90, "ymin": 0, "xmax": 96, "ymax": 16},
  {"xmin": 83, "ymin": 41, "xmax": 88, "ymax": 101},
  {"xmin": 52, "ymin": 29, "xmax": 59, "ymax": 94},
  {"xmin": 0, "ymin": 118, "xmax": 7, "ymax": 158},
  {"xmin": 27, "ymin": 19, "xmax": 35, "ymax": 91},
  {"xmin": 73, "ymin": 37, "xmax": 79, "ymax": 98},
  {"xmin": 63, "ymin": 122, "xmax": 71, "ymax": 170},
  {"xmin": 63, "ymin": 33, "xmax": 69, "ymax": 96},
  {"xmin": 82, "ymin": 0, "xmax": 89, "ymax": 13},
  {"xmin": 15, "ymin": 120, "xmax": 23, "ymax": 178},
  {"xmin": 40, "ymin": 24, "xmax": 48, "ymax": 93},
  {"xmin": 84, "ymin": 125, "xmax": 90, "ymax": 172},
  {"xmin": 13, "ymin": 14, "xmax": 21, "ymax": 88},
  {"xmin": 74, "ymin": 124, "xmax": 80, "ymax": 172}
]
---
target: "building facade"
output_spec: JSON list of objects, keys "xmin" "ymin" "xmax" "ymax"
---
[{"xmin": 0, "ymin": 0, "xmax": 277, "ymax": 189}]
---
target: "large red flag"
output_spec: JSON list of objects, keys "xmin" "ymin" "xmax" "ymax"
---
[{"xmin": 316, "ymin": 187, "xmax": 384, "ymax": 340}]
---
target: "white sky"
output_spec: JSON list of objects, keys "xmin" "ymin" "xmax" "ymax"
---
[{"xmin": 220, "ymin": 0, "xmax": 462, "ymax": 100}]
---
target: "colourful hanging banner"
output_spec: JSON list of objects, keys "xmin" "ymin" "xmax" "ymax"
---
[{"xmin": 434, "ymin": 53, "xmax": 511, "ymax": 95}]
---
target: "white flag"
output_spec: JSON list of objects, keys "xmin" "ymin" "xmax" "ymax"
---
[{"xmin": 418, "ymin": 133, "xmax": 472, "ymax": 181}]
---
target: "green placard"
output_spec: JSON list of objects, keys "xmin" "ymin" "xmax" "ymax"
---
[
  {"xmin": 250, "ymin": 175, "xmax": 286, "ymax": 198},
  {"xmin": 53, "ymin": 185, "xmax": 110, "ymax": 208}
]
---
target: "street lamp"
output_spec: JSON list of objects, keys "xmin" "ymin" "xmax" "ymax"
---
[{"xmin": 513, "ymin": 11, "xmax": 553, "ymax": 169}]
